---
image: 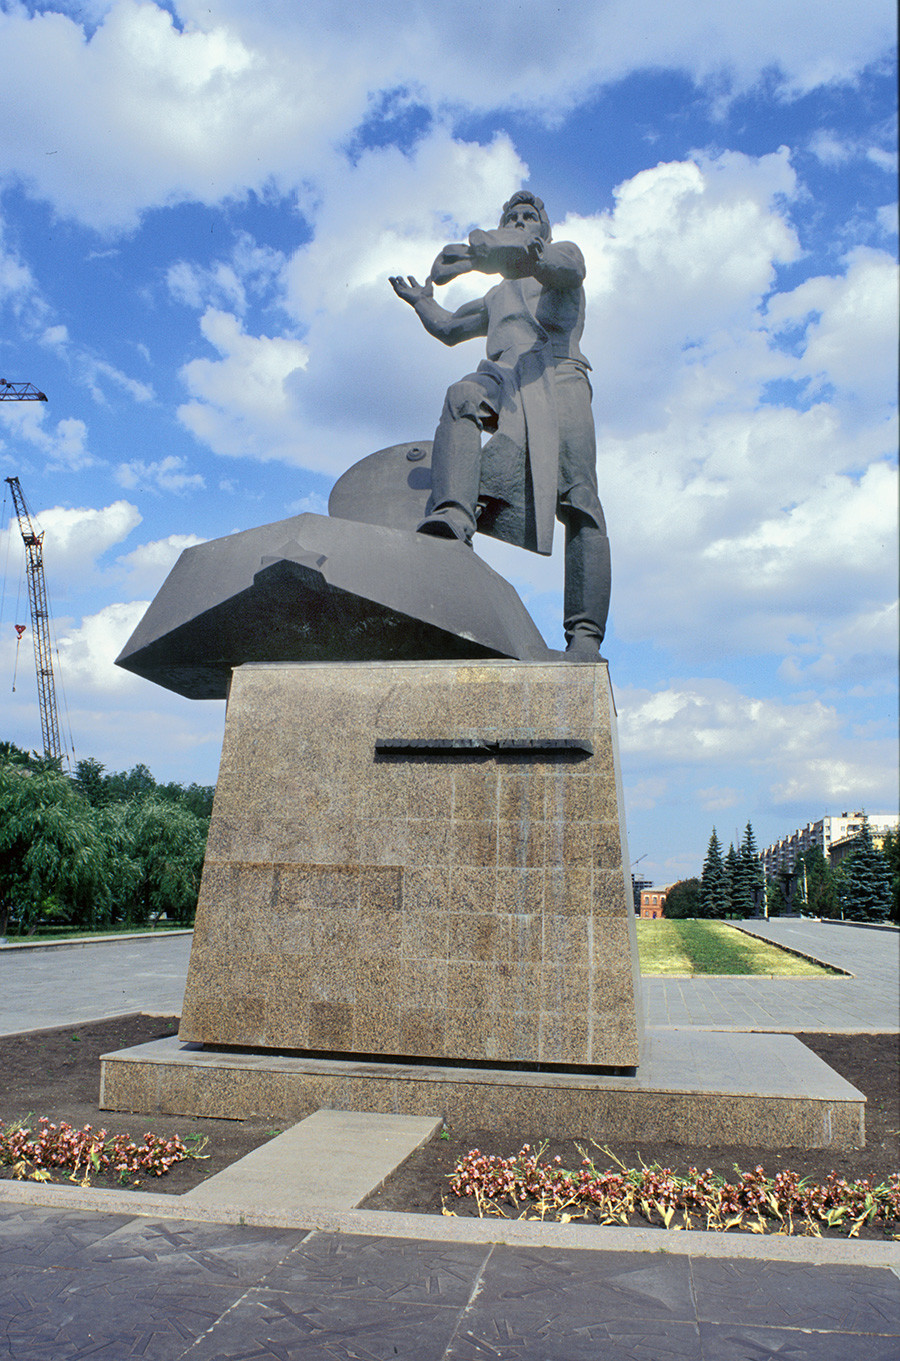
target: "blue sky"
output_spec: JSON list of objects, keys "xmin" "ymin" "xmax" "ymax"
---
[{"xmin": 0, "ymin": 0, "xmax": 896, "ymax": 885}]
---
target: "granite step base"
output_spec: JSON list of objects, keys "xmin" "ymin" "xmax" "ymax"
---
[{"xmin": 100, "ymin": 1027, "xmax": 865, "ymax": 1150}]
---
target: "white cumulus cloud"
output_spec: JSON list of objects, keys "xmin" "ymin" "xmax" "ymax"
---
[
  {"xmin": 115, "ymin": 455, "xmax": 205, "ymax": 495},
  {"xmin": 0, "ymin": 499, "xmax": 142, "ymax": 595},
  {"xmin": 0, "ymin": 1, "xmax": 893, "ymax": 231},
  {"xmin": 114, "ymin": 532, "xmax": 207, "ymax": 594},
  {"xmin": 56, "ymin": 599, "xmax": 150, "ymax": 692},
  {"xmin": 617, "ymin": 678, "xmax": 898, "ymax": 810}
]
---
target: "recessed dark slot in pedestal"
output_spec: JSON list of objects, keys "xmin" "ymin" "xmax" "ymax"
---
[{"xmin": 375, "ymin": 736, "xmax": 593, "ymax": 759}]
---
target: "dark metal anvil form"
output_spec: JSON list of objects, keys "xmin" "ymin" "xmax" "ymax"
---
[{"xmin": 116, "ymin": 510, "xmax": 552, "ymax": 700}]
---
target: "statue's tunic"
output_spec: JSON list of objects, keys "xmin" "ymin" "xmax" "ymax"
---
[{"xmin": 415, "ymin": 236, "xmax": 601, "ymax": 555}]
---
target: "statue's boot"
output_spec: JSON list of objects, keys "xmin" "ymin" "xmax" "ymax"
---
[
  {"xmin": 417, "ymin": 390, "xmax": 484, "ymax": 546},
  {"xmin": 562, "ymin": 511, "xmax": 610, "ymax": 662},
  {"xmin": 416, "ymin": 509, "xmax": 475, "ymax": 544}
]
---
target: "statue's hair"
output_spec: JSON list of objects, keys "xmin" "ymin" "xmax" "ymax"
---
[{"xmin": 499, "ymin": 191, "xmax": 552, "ymax": 241}]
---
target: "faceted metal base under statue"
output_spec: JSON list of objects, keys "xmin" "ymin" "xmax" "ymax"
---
[
  {"xmin": 116, "ymin": 513, "xmax": 552, "ymax": 700},
  {"xmin": 178, "ymin": 659, "xmax": 642, "ymax": 1071}
]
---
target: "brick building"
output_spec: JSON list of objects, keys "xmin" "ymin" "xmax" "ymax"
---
[{"xmin": 639, "ymin": 887, "xmax": 668, "ymax": 919}]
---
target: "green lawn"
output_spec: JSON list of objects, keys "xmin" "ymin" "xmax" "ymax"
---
[
  {"xmin": 2, "ymin": 923, "xmax": 191, "ymax": 943},
  {"xmin": 636, "ymin": 919, "xmax": 835, "ymax": 976}
]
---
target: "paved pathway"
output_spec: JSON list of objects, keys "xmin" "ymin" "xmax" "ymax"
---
[
  {"xmin": 643, "ymin": 919, "xmax": 900, "ymax": 1032},
  {"xmin": 0, "ymin": 934, "xmax": 191, "ymax": 1036},
  {"xmin": 3, "ymin": 920, "xmax": 895, "ymax": 1037},
  {"xmin": 2, "ymin": 1204, "xmax": 898, "ymax": 1360}
]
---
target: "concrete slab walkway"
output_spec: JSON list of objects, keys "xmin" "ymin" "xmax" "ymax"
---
[
  {"xmin": 1, "ymin": 1201, "xmax": 898, "ymax": 1359},
  {"xmin": 183, "ymin": 1110, "xmax": 443, "ymax": 1215}
]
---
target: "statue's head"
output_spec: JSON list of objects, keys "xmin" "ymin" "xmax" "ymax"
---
[{"xmin": 499, "ymin": 191, "xmax": 552, "ymax": 241}]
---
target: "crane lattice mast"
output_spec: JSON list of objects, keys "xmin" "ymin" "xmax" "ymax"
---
[
  {"xmin": 0, "ymin": 380, "xmax": 47, "ymax": 402},
  {"xmin": 5, "ymin": 476, "xmax": 64, "ymax": 763}
]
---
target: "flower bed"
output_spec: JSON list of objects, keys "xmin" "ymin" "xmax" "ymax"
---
[
  {"xmin": 447, "ymin": 1143, "xmax": 900, "ymax": 1238},
  {"xmin": 0, "ymin": 1116, "xmax": 207, "ymax": 1188}
]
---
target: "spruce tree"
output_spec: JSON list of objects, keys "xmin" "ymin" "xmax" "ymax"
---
[
  {"xmin": 738, "ymin": 822, "xmax": 764, "ymax": 916},
  {"xmin": 799, "ymin": 846, "xmax": 839, "ymax": 918},
  {"xmin": 837, "ymin": 818, "xmax": 893, "ymax": 922},
  {"xmin": 881, "ymin": 830, "xmax": 900, "ymax": 923},
  {"xmin": 700, "ymin": 828, "xmax": 728, "ymax": 918},
  {"xmin": 724, "ymin": 842, "xmax": 741, "ymax": 918}
]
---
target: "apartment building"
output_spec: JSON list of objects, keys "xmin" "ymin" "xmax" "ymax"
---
[{"xmin": 759, "ymin": 811, "xmax": 899, "ymax": 878}]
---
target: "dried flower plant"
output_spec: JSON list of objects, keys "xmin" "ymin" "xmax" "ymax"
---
[
  {"xmin": 446, "ymin": 1142, "xmax": 900, "ymax": 1238},
  {"xmin": 1, "ymin": 1116, "xmax": 207, "ymax": 1186}
]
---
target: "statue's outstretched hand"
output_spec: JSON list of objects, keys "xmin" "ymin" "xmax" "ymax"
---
[{"xmin": 389, "ymin": 275, "xmax": 433, "ymax": 306}]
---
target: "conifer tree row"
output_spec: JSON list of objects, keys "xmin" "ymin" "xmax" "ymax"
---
[
  {"xmin": 697, "ymin": 811, "xmax": 894, "ymax": 923},
  {"xmin": 698, "ymin": 821, "xmax": 767, "ymax": 918}
]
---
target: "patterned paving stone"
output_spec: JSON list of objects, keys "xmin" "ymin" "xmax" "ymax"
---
[
  {"xmin": 472, "ymin": 1247, "xmax": 697, "ymax": 1321},
  {"xmin": 1, "ymin": 1210, "xmax": 899, "ymax": 1361},
  {"xmin": 262, "ymin": 1231, "xmax": 489, "ymax": 1305},
  {"xmin": 441, "ymin": 1247, "xmax": 703, "ymax": 1360},
  {"xmin": 445, "ymin": 1314, "xmax": 703, "ymax": 1360},
  {"xmin": 691, "ymin": 1257, "xmax": 900, "ymax": 1335},
  {"xmin": 77, "ymin": 1214, "xmax": 306, "ymax": 1286},
  {"xmin": 696, "ymin": 1322, "xmax": 900, "ymax": 1360},
  {"xmin": 184, "ymin": 1289, "xmax": 463, "ymax": 1361},
  {"xmin": 2, "ymin": 1266, "xmax": 238, "ymax": 1360},
  {"xmin": 0, "ymin": 1206, "xmax": 132, "ymax": 1267}
]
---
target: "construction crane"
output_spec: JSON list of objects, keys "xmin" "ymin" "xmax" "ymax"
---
[
  {"xmin": 1, "ymin": 380, "xmax": 65, "ymax": 762},
  {"xmin": 5, "ymin": 474, "xmax": 65, "ymax": 764},
  {"xmin": 0, "ymin": 380, "xmax": 47, "ymax": 402}
]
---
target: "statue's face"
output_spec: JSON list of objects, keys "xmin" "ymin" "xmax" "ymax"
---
[{"xmin": 502, "ymin": 202, "xmax": 543, "ymax": 233}]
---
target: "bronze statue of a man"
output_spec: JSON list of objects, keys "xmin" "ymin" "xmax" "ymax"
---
[{"xmin": 390, "ymin": 190, "xmax": 610, "ymax": 660}]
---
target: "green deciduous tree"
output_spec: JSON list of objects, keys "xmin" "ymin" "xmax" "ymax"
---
[
  {"xmin": 0, "ymin": 763, "xmax": 112, "ymax": 935},
  {"xmin": 119, "ymin": 797, "xmax": 209, "ymax": 926},
  {"xmin": 72, "ymin": 756, "xmax": 112, "ymax": 807},
  {"xmin": 1, "ymin": 747, "xmax": 211, "ymax": 935},
  {"xmin": 157, "ymin": 779, "xmax": 215, "ymax": 819},
  {"xmin": 664, "ymin": 878, "xmax": 701, "ymax": 918}
]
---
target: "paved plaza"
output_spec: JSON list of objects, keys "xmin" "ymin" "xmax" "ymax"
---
[
  {"xmin": 2, "ymin": 918, "xmax": 896, "ymax": 1039},
  {"xmin": 2, "ymin": 1206, "xmax": 899, "ymax": 1360},
  {"xmin": 0, "ymin": 932, "xmax": 192, "ymax": 1037},
  {"xmin": 646, "ymin": 918, "xmax": 900, "ymax": 1033},
  {"xmin": 1, "ymin": 920, "xmax": 898, "ymax": 1358}
]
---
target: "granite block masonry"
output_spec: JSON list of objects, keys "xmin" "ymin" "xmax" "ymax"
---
[{"xmin": 179, "ymin": 659, "xmax": 643, "ymax": 1071}]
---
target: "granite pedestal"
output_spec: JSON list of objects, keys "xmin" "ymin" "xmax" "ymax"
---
[
  {"xmin": 103, "ymin": 659, "xmax": 867, "ymax": 1149},
  {"xmin": 100, "ymin": 1029, "xmax": 866, "ymax": 1149},
  {"xmin": 179, "ymin": 659, "xmax": 642, "ymax": 1070}
]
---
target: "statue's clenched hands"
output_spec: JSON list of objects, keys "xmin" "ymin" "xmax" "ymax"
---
[{"xmin": 388, "ymin": 275, "xmax": 434, "ymax": 307}]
